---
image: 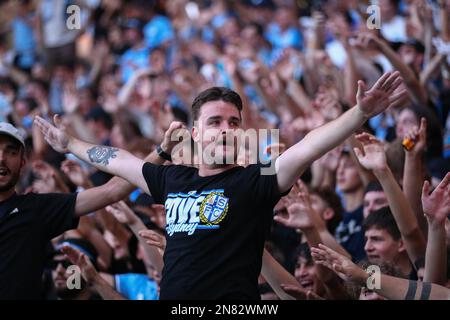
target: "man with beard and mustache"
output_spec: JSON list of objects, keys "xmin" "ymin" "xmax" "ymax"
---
[
  {"xmin": 0, "ymin": 121, "xmax": 171, "ymax": 299},
  {"xmin": 49, "ymin": 238, "xmax": 100, "ymax": 300},
  {"xmin": 35, "ymin": 72, "xmax": 406, "ymax": 299}
]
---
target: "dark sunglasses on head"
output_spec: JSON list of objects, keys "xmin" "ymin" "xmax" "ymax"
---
[{"xmin": 49, "ymin": 259, "xmax": 72, "ymax": 269}]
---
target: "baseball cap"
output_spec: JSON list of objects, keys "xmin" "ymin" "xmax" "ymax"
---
[{"xmin": 0, "ymin": 122, "xmax": 25, "ymax": 149}]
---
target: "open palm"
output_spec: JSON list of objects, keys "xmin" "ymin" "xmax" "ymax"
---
[
  {"xmin": 356, "ymin": 71, "xmax": 405, "ymax": 118},
  {"xmin": 34, "ymin": 115, "xmax": 71, "ymax": 153},
  {"xmin": 311, "ymin": 244, "xmax": 364, "ymax": 284},
  {"xmin": 422, "ymin": 172, "xmax": 450, "ymax": 226},
  {"xmin": 274, "ymin": 184, "xmax": 315, "ymax": 230},
  {"xmin": 354, "ymin": 133, "xmax": 387, "ymax": 171},
  {"xmin": 62, "ymin": 245, "xmax": 98, "ymax": 284}
]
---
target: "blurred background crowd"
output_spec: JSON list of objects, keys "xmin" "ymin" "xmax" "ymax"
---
[{"xmin": 0, "ymin": 0, "xmax": 449, "ymax": 300}]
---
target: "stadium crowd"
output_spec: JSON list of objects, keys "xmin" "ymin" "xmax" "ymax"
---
[{"xmin": 0, "ymin": 0, "xmax": 449, "ymax": 300}]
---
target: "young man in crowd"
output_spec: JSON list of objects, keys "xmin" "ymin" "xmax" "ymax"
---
[
  {"xmin": 363, "ymin": 207, "xmax": 418, "ymax": 278},
  {"xmin": 0, "ymin": 120, "xmax": 175, "ymax": 299},
  {"xmin": 334, "ymin": 150, "xmax": 366, "ymax": 261},
  {"xmin": 36, "ymin": 71, "xmax": 405, "ymax": 299}
]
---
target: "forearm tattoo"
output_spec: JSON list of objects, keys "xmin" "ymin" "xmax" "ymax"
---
[
  {"xmin": 87, "ymin": 146, "xmax": 119, "ymax": 166},
  {"xmin": 404, "ymin": 280, "xmax": 432, "ymax": 300},
  {"xmin": 419, "ymin": 282, "xmax": 432, "ymax": 300},
  {"xmin": 405, "ymin": 280, "xmax": 417, "ymax": 300}
]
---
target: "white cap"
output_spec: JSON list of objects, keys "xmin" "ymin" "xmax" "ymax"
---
[{"xmin": 0, "ymin": 123, "xmax": 25, "ymax": 149}]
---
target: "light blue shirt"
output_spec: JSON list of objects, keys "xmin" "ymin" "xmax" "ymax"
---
[
  {"xmin": 143, "ymin": 15, "xmax": 174, "ymax": 49},
  {"xmin": 115, "ymin": 273, "xmax": 159, "ymax": 300},
  {"xmin": 120, "ymin": 46, "xmax": 150, "ymax": 83}
]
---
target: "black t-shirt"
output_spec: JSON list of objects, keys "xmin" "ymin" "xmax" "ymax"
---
[
  {"xmin": 142, "ymin": 162, "xmax": 285, "ymax": 300},
  {"xmin": 334, "ymin": 205, "xmax": 366, "ymax": 262},
  {"xmin": 0, "ymin": 192, "xmax": 78, "ymax": 299}
]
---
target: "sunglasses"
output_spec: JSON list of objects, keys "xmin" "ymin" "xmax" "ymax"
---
[{"xmin": 48, "ymin": 259, "xmax": 72, "ymax": 269}]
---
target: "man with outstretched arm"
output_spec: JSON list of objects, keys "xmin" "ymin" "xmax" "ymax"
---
[
  {"xmin": 0, "ymin": 120, "xmax": 182, "ymax": 299},
  {"xmin": 35, "ymin": 71, "xmax": 405, "ymax": 299}
]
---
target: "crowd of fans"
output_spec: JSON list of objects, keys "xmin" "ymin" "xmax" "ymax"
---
[{"xmin": 0, "ymin": 0, "xmax": 449, "ymax": 300}]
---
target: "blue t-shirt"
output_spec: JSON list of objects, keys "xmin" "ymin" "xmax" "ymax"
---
[
  {"xmin": 12, "ymin": 15, "xmax": 36, "ymax": 68},
  {"xmin": 119, "ymin": 47, "xmax": 150, "ymax": 83},
  {"xmin": 334, "ymin": 205, "xmax": 366, "ymax": 262},
  {"xmin": 115, "ymin": 273, "xmax": 159, "ymax": 300},
  {"xmin": 265, "ymin": 23, "xmax": 303, "ymax": 63},
  {"xmin": 12, "ymin": 16, "xmax": 36, "ymax": 53},
  {"xmin": 143, "ymin": 15, "xmax": 174, "ymax": 49}
]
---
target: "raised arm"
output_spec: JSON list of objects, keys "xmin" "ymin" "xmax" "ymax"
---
[
  {"xmin": 62, "ymin": 245, "xmax": 125, "ymax": 300},
  {"xmin": 358, "ymin": 32, "xmax": 428, "ymax": 105},
  {"xmin": 261, "ymin": 249, "xmax": 297, "ymax": 300},
  {"xmin": 273, "ymin": 182, "xmax": 350, "ymax": 258},
  {"xmin": 403, "ymin": 118, "xmax": 428, "ymax": 235},
  {"xmin": 312, "ymin": 244, "xmax": 450, "ymax": 300},
  {"xmin": 106, "ymin": 201, "xmax": 164, "ymax": 275},
  {"xmin": 71, "ymin": 121, "xmax": 185, "ymax": 216},
  {"xmin": 353, "ymin": 133, "xmax": 426, "ymax": 264},
  {"xmin": 34, "ymin": 115, "xmax": 149, "ymax": 194},
  {"xmin": 422, "ymin": 173, "xmax": 450, "ymax": 285},
  {"xmin": 273, "ymin": 186, "xmax": 347, "ymax": 299},
  {"xmin": 275, "ymin": 71, "xmax": 405, "ymax": 192}
]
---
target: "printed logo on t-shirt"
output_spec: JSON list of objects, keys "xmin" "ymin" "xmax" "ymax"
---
[
  {"xmin": 199, "ymin": 192, "xmax": 229, "ymax": 225},
  {"xmin": 165, "ymin": 189, "xmax": 229, "ymax": 237}
]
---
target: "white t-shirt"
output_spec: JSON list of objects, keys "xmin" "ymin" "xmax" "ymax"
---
[
  {"xmin": 381, "ymin": 16, "xmax": 407, "ymax": 43},
  {"xmin": 39, "ymin": 0, "xmax": 98, "ymax": 48}
]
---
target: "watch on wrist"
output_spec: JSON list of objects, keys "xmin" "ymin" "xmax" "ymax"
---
[{"xmin": 156, "ymin": 144, "xmax": 172, "ymax": 162}]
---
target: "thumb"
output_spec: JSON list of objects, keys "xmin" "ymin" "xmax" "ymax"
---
[
  {"xmin": 53, "ymin": 114, "xmax": 65, "ymax": 130},
  {"xmin": 353, "ymin": 147, "xmax": 364, "ymax": 161},
  {"xmin": 419, "ymin": 117, "xmax": 427, "ymax": 136},
  {"xmin": 273, "ymin": 215, "xmax": 288, "ymax": 226},
  {"xmin": 357, "ymin": 80, "xmax": 366, "ymax": 99},
  {"xmin": 333, "ymin": 263, "xmax": 344, "ymax": 274},
  {"xmin": 422, "ymin": 180, "xmax": 430, "ymax": 199}
]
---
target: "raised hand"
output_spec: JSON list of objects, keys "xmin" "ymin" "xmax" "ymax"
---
[
  {"xmin": 274, "ymin": 50, "xmax": 296, "ymax": 82},
  {"xmin": 34, "ymin": 115, "xmax": 71, "ymax": 153},
  {"xmin": 60, "ymin": 159, "xmax": 89, "ymax": 187},
  {"xmin": 32, "ymin": 160, "xmax": 55, "ymax": 181},
  {"xmin": 106, "ymin": 201, "xmax": 139, "ymax": 226},
  {"xmin": 138, "ymin": 229, "xmax": 166, "ymax": 251},
  {"xmin": 319, "ymin": 145, "xmax": 343, "ymax": 172},
  {"xmin": 31, "ymin": 161, "xmax": 57, "ymax": 193},
  {"xmin": 422, "ymin": 172, "xmax": 450, "ymax": 227},
  {"xmin": 161, "ymin": 121, "xmax": 188, "ymax": 156},
  {"xmin": 314, "ymin": 89, "xmax": 342, "ymax": 122},
  {"xmin": 273, "ymin": 182, "xmax": 315, "ymax": 230},
  {"xmin": 280, "ymin": 284, "xmax": 324, "ymax": 300},
  {"xmin": 404, "ymin": 117, "xmax": 427, "ymax": 155},
  {"xmin": 264, "ymin": 143, "xmax": 286, "ymax": 160},
  {"xmin": 62, "ymin": 245, "xmax": 98, "ymax": 284},
  {"xmin": 32, "ymin": 178, "xmax": 56, "ymax": 194},
  {"xmin": 353, "ymin": 133, "xmax": 387, "ymax": 171},
  {"xmin": 62, "ymin": 84, "xmax": 79, "ymax": 114},
  {"xmin": 356, "ymin": 71, "xmax": 406, "ymax": 118},
  {"xmin": 353, "ymin": 32, "xmax": 382, "ymax": 50},
  {"xmin": 311, "ymin": 244, "xmax": 366, "ymax": 284}
]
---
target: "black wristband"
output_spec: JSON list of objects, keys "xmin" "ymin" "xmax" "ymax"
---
[{"xmin": 156, "ymin": 145, "xmax": 172, "ymax": 162}]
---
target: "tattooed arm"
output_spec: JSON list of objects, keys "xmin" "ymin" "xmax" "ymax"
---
[
  {"xmin": 34, "ymin": 115, "xmax": 149, "ymax": 194},
  {"xmin": 312, "ymin": 244, "xmax": 450, "ymax": 300}
]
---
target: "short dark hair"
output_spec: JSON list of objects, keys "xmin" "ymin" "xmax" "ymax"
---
[
  {"xmin": 364, "ymin": 181, "xmax": 384, "ymax": 194},
  {"xmin": 191, "ymin": 87, "xmax": 243, "ymax": 122},
  {"xmin": 85, "ymin": 106, "xmax": 113, "ymax": 130},
  {"xmin": 292, "ymin": 242, "xmax": 313, "ymax": 266},
  {"xmin": 362, "ymin": 206, "xmax": 401, "ymax": 241},
  {"xmin": 310, "ymin": 188, "xmax": 343, "ymax": 234}
]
